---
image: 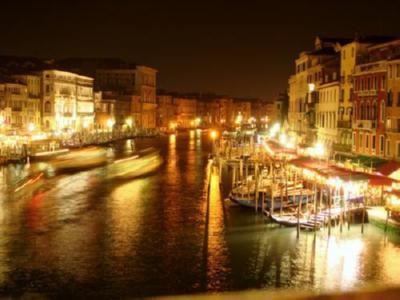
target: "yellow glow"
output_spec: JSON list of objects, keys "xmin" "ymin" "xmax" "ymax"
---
[
  {"xmin": 169, "ymin": 122, "xmax": 177, "ymax": 130},
  {"xmin": 279, "ymin": 133, "xmax": 287, "ymax": 145},
  {"xmin": 0, "ymin": 115, "xmax": 4, "ymax": 126},
  {"xmin": 107, "ymin": 118, "xmax": 114, "ymax": 129},
  {"xmin": 308, "ymin": 83, "xmax": 315, "ymax": 92},
  {"xmin": 235, "ymin": 113, "xmax": 243, "ymax": 125},
  {"xmin": 28, "ymin": 123, "xmax": 35, "ymax": 132},
  {"xmin": 210, "ymin": 130, "xmax": 218, "ymax": 140},
  {"xmin": 314, "ymin": 142, "xmax": 325, "ymax": 157},
  {"xmin": 125, "ymin": 118, "xmax": 133, "ymax": 127}
]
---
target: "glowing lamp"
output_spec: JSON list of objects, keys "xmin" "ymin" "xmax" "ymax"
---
[
  {"xmin": 210, "ymin": 130, "xmax": 218, "ymax": 140},
  {"xmin": 28, "ymin": 123, "xmax": 35, "ymax": 132}
]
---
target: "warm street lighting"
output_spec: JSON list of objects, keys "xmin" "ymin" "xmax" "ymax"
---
[
  {"xmin": 235, "ymin": 113, "xmax": 243, "ymax": 125},
  {"xmin": 169, "ymin": 122, "xmax": 177, "ymax": 130},
  {"xmin": 0, "ymin": 115, "xmax": 4, "ymax": 126},
  {"xmin": 107, "ymin": 118, "xmax": 114, "ymax": 129},
  {"xmin": 279, "ymin": 133, "xmax": 287, "ymax": 145},
  {"xmin": 195, "ymin": 117, "xmax": 201, "ymax": 127},
  {"xmin": 314, "ymin": 142, "xmax": 325, "ymax": 157},
  {"xmin": 28, "ymin": 123, "xmax": 35, "ymax": 132},
  {"xmin": 210, "ymin": 130, "xmax": 218, "ymax": 140},
  {"xmin": 308, "ymin": 83, "xmax": 315, "ymax": 92},
  {"xmin": 269, "ymin": 122, "xmax": 280, "ymax": 138},
  {"xmin": 125, "ymin": 118, "xmax": 133, "ymax": 127}
]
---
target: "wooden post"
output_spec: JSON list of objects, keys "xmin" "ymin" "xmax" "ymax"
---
[
  {"xmin": 239, "ymin": 159, "xmax": 243, "ymax": 182},
  {"xmin": 385, "ymin": 209, "xmax": 390, "ymax": 233},
  {"xmin": 218, "ymin": 159, "xmax": 222, "ymax": 184},
  {"xmin": 328, "ymin": 187, "xmax": 332, "ymax": 236},
  {"xmin": 232, "ymin": 165, "xmax": 236, "ymax": 187},
  {"xmin": 297, "ymin": 185, "xmax": 302, "ymax": 239},
  {"xmin": 255, "ymin": 163, "xmax": 259, "ymax": 213},
  {"xmin": 313, "ymin": 182, "xmax": 317, "ymax": 231},
  {"xmin": 361, "ymin": 192, "xmax": 366, "ymax": 234},
  {"xmin": 271, "ymin": 184, "xmax": 275, "ymax": 217}
]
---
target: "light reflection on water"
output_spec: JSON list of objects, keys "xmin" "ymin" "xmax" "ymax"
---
[{"xmin": 0, "ymin": 133, "xmax": 399, "ymax": 297}]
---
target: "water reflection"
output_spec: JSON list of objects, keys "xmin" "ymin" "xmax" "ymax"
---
[{"xmin": 0, "ymin": 134, "xmax": 399, "ymax": 297}]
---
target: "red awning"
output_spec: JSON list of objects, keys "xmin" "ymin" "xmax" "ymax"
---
[{"xmin": 375, "ymin": 160, "xmax": 400, "ymax": 176}]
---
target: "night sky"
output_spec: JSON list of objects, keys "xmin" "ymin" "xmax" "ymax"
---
[{"xmin": 1, "ymin": 0, "xmax": 399, "ymax": 99}]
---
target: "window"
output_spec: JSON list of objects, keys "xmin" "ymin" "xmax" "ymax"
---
[
  {"xmin": 389, "ymin": 65, "xmax": 393, "ymax": 79},
  {"xmin": 397, "ymin": 64, "xmax": 400, "ymax": 78},
  {"xmin": 387, "ymin": 140, "xmax": 391, "ymax": 156},
  {"xmin": 366, "ymin": 134, "xmax": 369, "ymax": 148},
  {"xmin": 353, "ymin": 132, "xmax": 356, "ymax": 147},
  {"xmin": 45, "ymin": 84, "xmax": 50, "ymax": 94},
  {"xmin": 397, "ymin": 92, "xmax": 400, "ymax": 106},
  {"xmin": 44, "ymin": 101, "xmax": 51, "ymax": 113},
  {"xmin": 397, "ymin": 142, "xmax": 400, "ymax": 158},
  {"xmin": 372, "ymin": 135, "xmax": 376, "ymax": 150},
  {"xmin": 387, "ymin": 90, "xmax": 393, "ymax": 106},
  {"xmin": 351, "ymin": 47, "xmax": 355, "ymax": 57},
  {"xmin": 359, "ymin": 133, "xmax": 363, "ymax": 148},
  {"xmin": 380, "ymin": 135, "xmax": 385, "ymax": 155}
]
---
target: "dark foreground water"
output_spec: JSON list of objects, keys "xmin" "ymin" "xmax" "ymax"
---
[{"xmin": 0, "ymin": 131, "xmax": 400, "ymax": 298}]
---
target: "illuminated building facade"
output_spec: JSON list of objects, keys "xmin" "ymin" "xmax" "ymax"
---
[
  {"xmin": 41, "ymin": 70, "xmax": 94, "ymax": 132},
  {"xmin": 94, "ymin": 91, "xmax": 116, "ymax": 130},
  {"xmin": 174, "ymin": 97, "xmax": 197, "ymax": 128},
  {"xmin": 0, "ymin": 82, "xmax": 40, "ymax": 132},
  {"xmin": 352, "ymin": 61, "xmax": 386, "ymax": 157},
  {"xmin": 316, "ymin": 79, "xmax": 340, "ymax": 150},
  {"xmin": 156, "ymin": 94, "xmax": 175, "ymax": 130},
  {"xmin": 96, "ymin": 66, "xmax": 157, "ymax": 129}
]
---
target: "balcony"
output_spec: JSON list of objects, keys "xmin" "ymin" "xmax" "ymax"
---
[
  {"xmin": 337, "ymin": 120, "xmax": 351, "ymax": 129},
  {"xmin": 353, "ymin": 120, "xmax": 376, "ymax": 130}
]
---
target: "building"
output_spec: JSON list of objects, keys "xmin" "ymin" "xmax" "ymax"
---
[
  {"xmin": 94, "ymin": 91, "xmax": 116, "ymax": 131},
  {"xmin": 157, "ymin": 94, "xmax": 175, "ymax": 130},
  {"xmin": 174, "ymin": 96, "xmax": 197, "ymax": 129},
  {"xmin": 336, "ymin": 36, "xmax": 396, "ymax": 153},
  {"xmin": 316, "ymin": 80, "xmax": 340, "ymax": 151},
  {"xmin": 232, "ymin": 99, "xmax": 251, "ymax": 125},
  {"xmin": 96, "ymin": 65, "xmax": 157, "ymax": 129},
  {"xmin": 352, "ymin": 60, "xmax": 386, "ymax": 157},
  {"xmin": 41, "ymin": 70, "xmax": 95, "ymax": 132},
  {"xmin": 288, "ymin": 37, "xmax": 348, "ymax": 145},
  {"xmin": 13, "ymin": 74, "xmax": 41, "ymax": 131},
  {"xmin": 0, "ymin": 82, "xmax": 34, "ymax": 132}
]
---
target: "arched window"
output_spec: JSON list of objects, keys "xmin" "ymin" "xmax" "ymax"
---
[
  {"xmin": 44, "ymin": 101, "xmax": 51, "ymax": 113},
  {"xmin": 380, "ymin": 101, "xmax": 385, "ymax": 122},
  {"xmin": 366, "ymin": 104, "xmax": 370, "ymax": 120}
]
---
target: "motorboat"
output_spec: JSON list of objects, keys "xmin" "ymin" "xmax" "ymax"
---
[
  {"xmin": 106, "ymin": 149, "xmax": 163, "ymax": 180},
  {"xmin": 50, "ymin": 147, "xmax": 108, "ymax": 172}
]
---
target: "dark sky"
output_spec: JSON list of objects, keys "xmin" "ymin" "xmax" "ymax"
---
[{"xmin": 1, "ymin": 0, "xmax": 399, "ymax": 99}]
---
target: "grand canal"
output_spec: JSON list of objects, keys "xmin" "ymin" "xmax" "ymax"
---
[{"xmin": 1, "ymin": 132, "xmax": 400, "ymax": 297}]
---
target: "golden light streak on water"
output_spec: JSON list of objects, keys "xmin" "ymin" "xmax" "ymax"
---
[{"xmin": 206, "ymin": 165, "xmax": 231, "ymax": 291}]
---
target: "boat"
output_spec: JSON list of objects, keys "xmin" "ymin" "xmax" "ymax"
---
[
  {"xmin": 106, "ymin": 149, "xmax": 163, "ymax": 180},
  {"xmin": 30, "ymin": 148, "xmax": 70, "ymax": 162},
  {"xmin": 229, "ymin": 181, "xmax": 314, "ymax": 210},
  {"xmin": 50, "ymin": 147, "xmax": 108, "ymax": 172},
  {"xmin": 269, "ymin": 214, "xmax": 306, "ymax": 227}
]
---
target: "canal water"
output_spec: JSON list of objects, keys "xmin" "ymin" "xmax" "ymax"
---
[{"xmin": 0, "ymin": 131, "xmax": 400, "ymax": 297}]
